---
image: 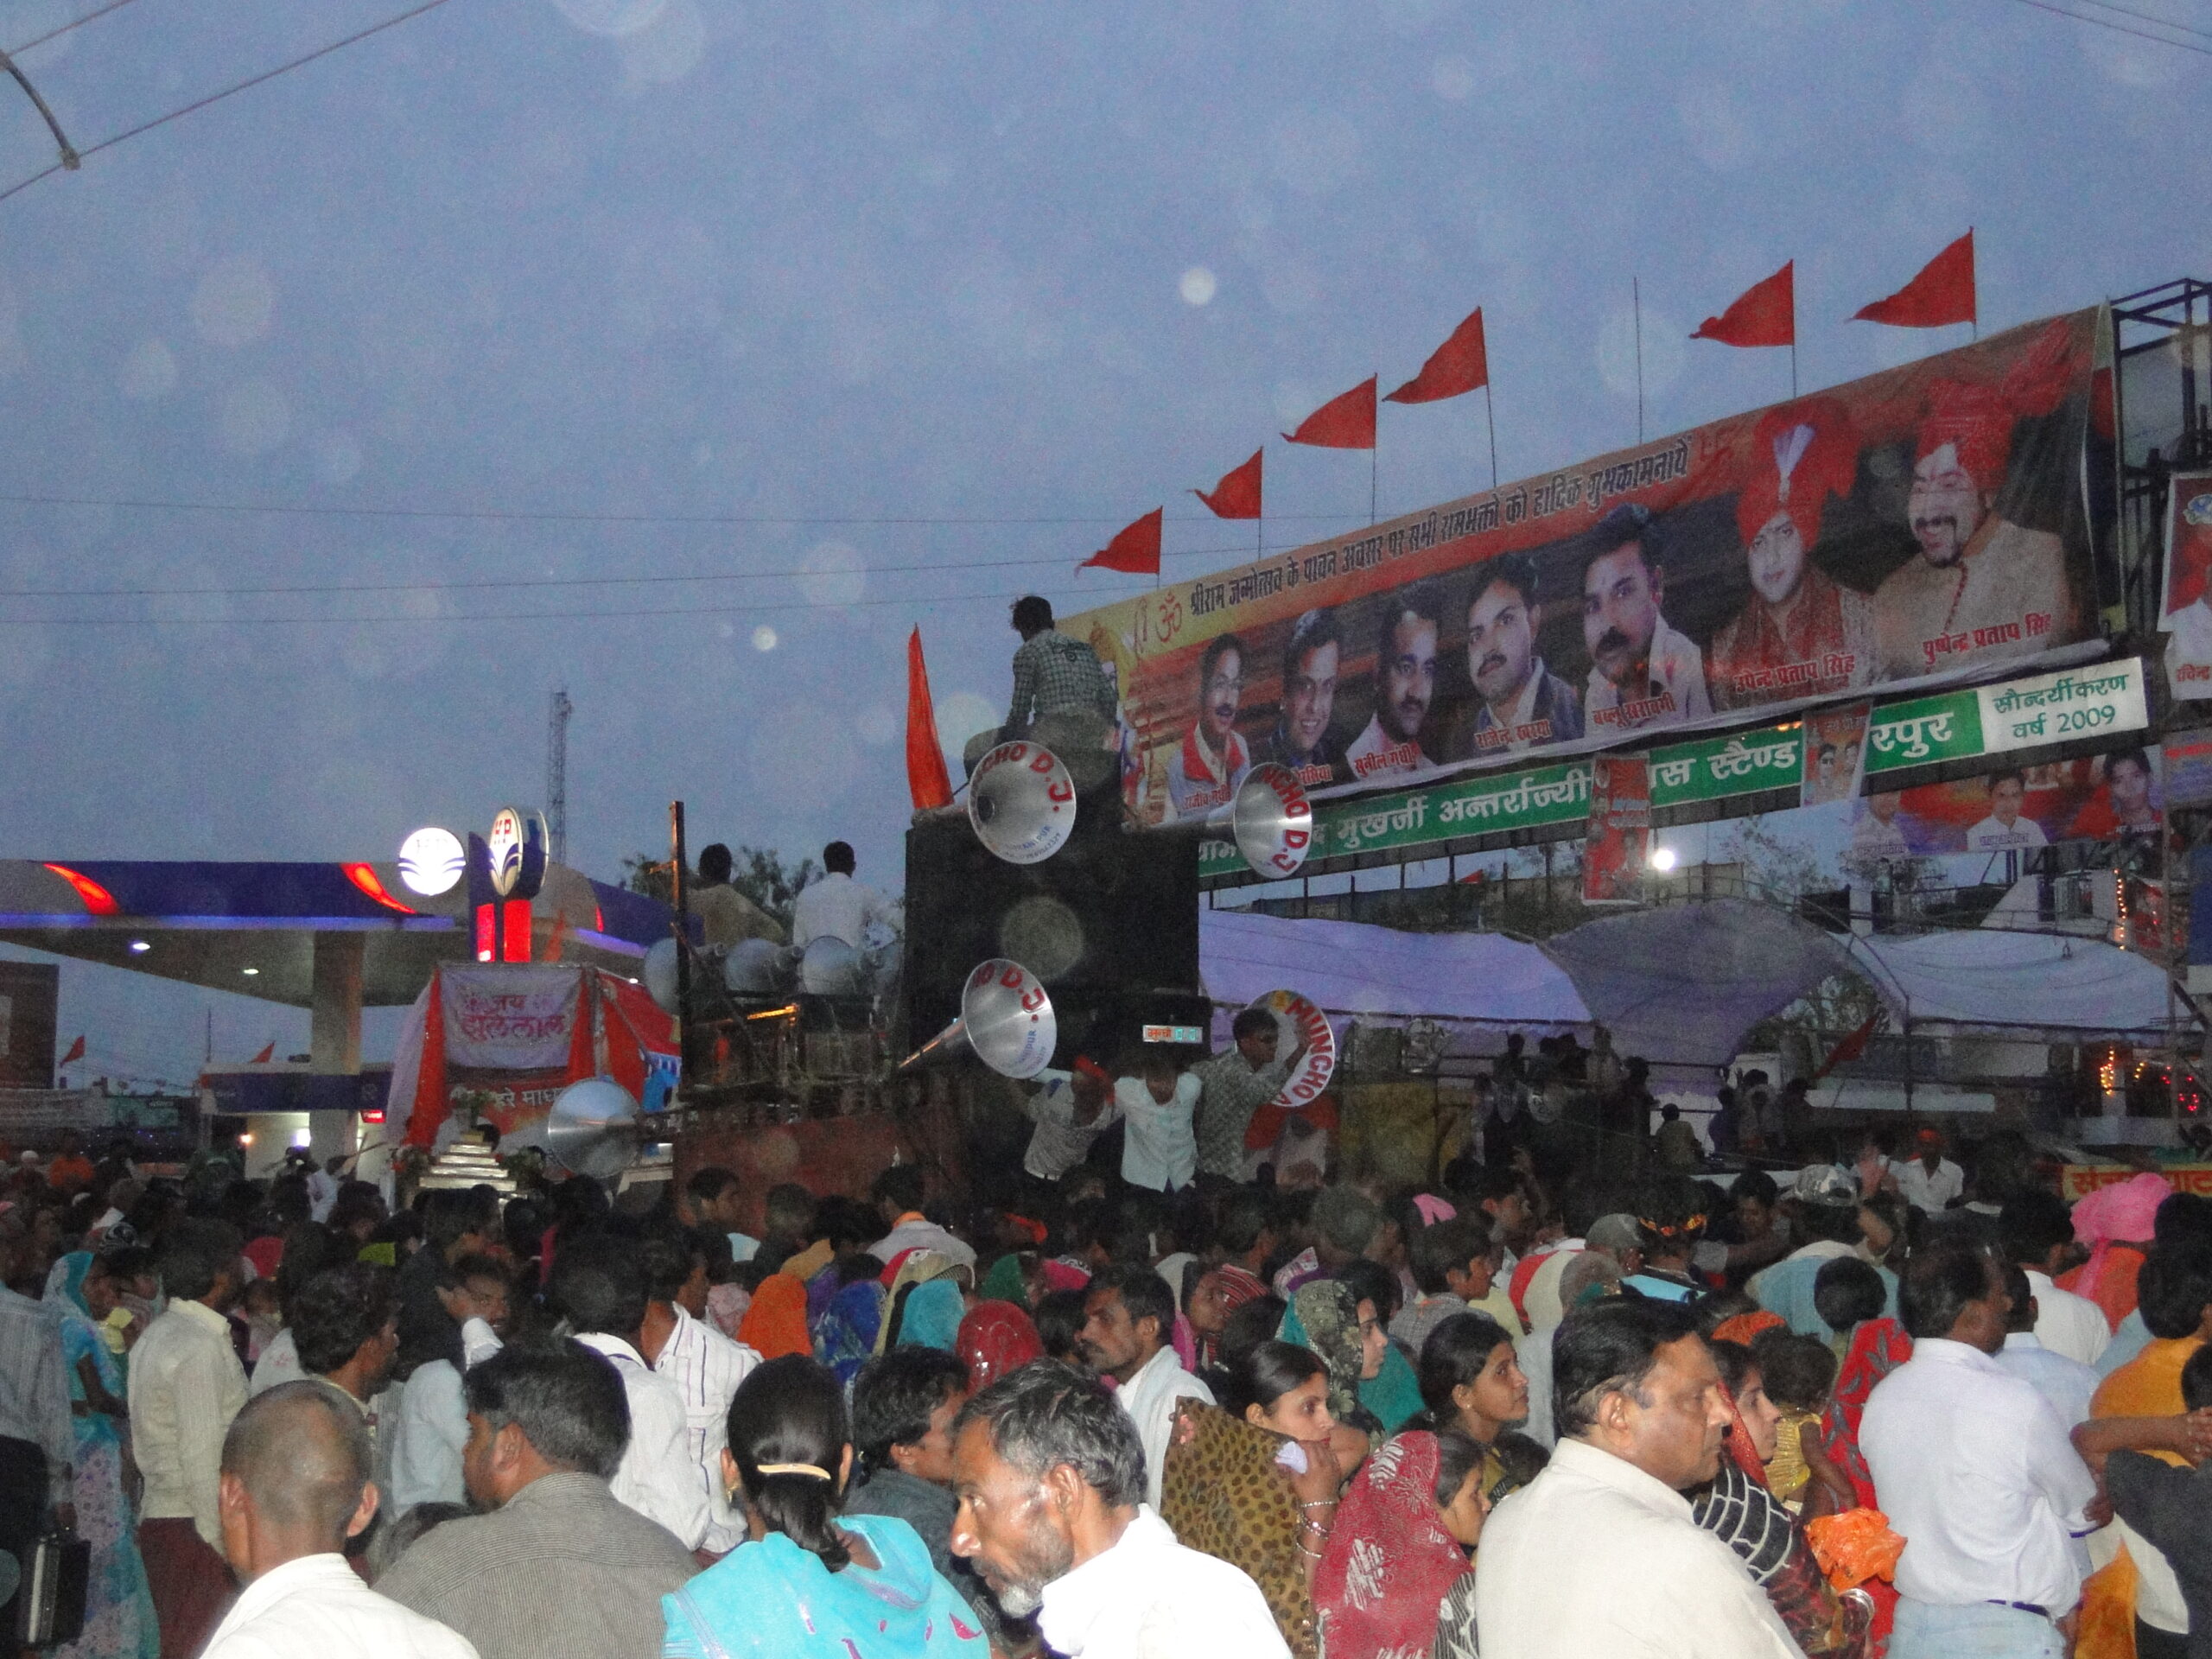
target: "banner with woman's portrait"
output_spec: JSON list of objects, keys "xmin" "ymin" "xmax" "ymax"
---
[{"xmin": 1064, "ymin": 310, "xmax": 2113, "ymax": 824}]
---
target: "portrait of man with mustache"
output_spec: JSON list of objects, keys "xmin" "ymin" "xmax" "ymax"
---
[
  {"xmin": 1344, "ymin": 582, "xmax": 1444, "ymax": 781},
  {"xmin": 1458, "ymin": 551, "xmax": 1583, "ymax": 759},
  {"xmin": 1580, "ymin": 503, "xmax": 1712, "ymax": 734},
  {"xmin": 1166, "ymin": 631, "xmax": 1252, "ymax": 819}
]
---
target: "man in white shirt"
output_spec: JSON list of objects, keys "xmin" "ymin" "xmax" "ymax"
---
[
  {"xmin": 1116, "ymin": 1052, "xmax": 1201, "ymax": 1193},
  {"xmin": 205, "ymin": 1382, "xmax": 475, "ymax": 1659},
  {"xmin": 2002, "ymin": 1193, "xmax": 2112, "ymax": 1367},
  {"xmin": 1993, "ymin": 1265, "xmax": 2100, "ymax": 1431},
  {"xmin": 387, "ymin": 1259, "xmax": 509, "ymax": 1516},
  {"xmin": 1860, "ymin": 1243, "xmax": 2095, "ymax": 1659},
  {"xmin": 1891, "ymin": 1128, "xmax": 1966, "ymax": 1213},
  {"xmin": 132, "ymin": 1217, "xmax": 251, "ymax": 1659},
  {"xmin": 1021, "ymin": 1060, "xmax": 1122, "ymax": 1183},
  {"xmin": 1966, "ymin": 772, "xmax": 2048, "ymax": 853},
  {"xmin": 1476, "ymin": 1297, "xmax": 1800, "ymax": 1657},
  {"xmin": 1077, "ymin": 1265, "xmax": 1213, "ymax": 1509},
  {"xmin": 549, "ymin": 1236, "xmax": 709, "ymax": 1550},
  {"xmin": 639, "ymin": 1230, "xmax": 760, "ymax": 1554},
  {"xmin": 791, "ymin": 842, "xmax": 899, "ymax": 950},
  {"xmin": 867, "ymin": 1163, "xmax": 979, "ymax": 1273},
  {"xmin": 950, "ymin": 1358, "xmax": 1287, "ymax": 1659}
]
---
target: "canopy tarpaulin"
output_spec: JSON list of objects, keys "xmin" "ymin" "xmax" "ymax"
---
[
  {"xmin": 1199, "ymin": 907, "xmax": 1589, "ymax": 1029},
  {"xmin": 1845, "ymin": 928, "xmax": 2189, "ymax": 1039},
  {"xmin": 1537, "ymin": 899, "xmax": 1862, "ymax": 1074}
]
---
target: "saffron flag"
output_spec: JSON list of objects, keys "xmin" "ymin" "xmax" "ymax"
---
[
  {"xmin": 251, "ymin": 1041, "xmax": 276, "ymax": 1064},
  {"xmin": 1853, "ymin": 231, "xmax": 1976, "ymax": 329},
  {"xmin": 1692, "ymin": 261, "xmax": 1796, "ymax": 348},
  {"xmin": 61, "ymin": 1033, "xmax": 85, "ymax": 1065},
  {"xmin": 904, "ymin": 626, "xmax": 954, "ymax": 812},
  {"xmin": 1813, "ymin": 1012, "xmax": 1879, "ymax": 1080},
  {"xmin": 1386, "ymin": 308, "xmax": 1489, "ymax": 404},
  {"xmin": 1080, "ymin": 506, "xmax": 1163, "ymax": 575},
  {"xmin": 1194, "ymin": 449, "xmax": 1263, "ymax": 519},
  {"xmin": 1283, "ymin": 377, "xmax": 1377, "ymax": 448}
]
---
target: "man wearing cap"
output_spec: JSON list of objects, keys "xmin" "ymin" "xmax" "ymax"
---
[
  {"xmin": 1750, "ymin": 1166, "xmax": 1899, "ymax": 1344},
  {"xmin": 1892, "ymin": 1129, "xmax": 1965, "ymax": 1215}
]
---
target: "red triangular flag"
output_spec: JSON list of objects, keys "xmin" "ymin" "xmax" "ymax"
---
[
  {"xmin": 251, "ymin": 1041, "xmax": 276, "ymax": 1064},
  {"xmin": 1079, "ymin": 507, "xmax": 1163, "ymax": 575},
  {"xmin": 1193, "ymin": 449, "xmax": 1262, "ymax": 520},
  {"xmin": 1691, "ymin": 260, "xmax": 1795, "ymax": 348},
  {"xmin": 1387, "ymin": 308, "xmax": 1489, "ymax": 404},
  {"xmin": 904, "ymin": 626, "xmax": 954, "ymax": 812},
  {"xmin": 1283, "ymin": 377, "xmax": 1377, "ymax": 449},
  {"xmin": 1812, "ymin": 1011, "xmax": 1879, "ymax": 1081},
  {"xmin": 1853, "ymin": 231, "xmax": 1975, "ymax": 328},
  {"xmin": 61, "ymin": 1033, "xmax": 85, "ymax": 1065}
]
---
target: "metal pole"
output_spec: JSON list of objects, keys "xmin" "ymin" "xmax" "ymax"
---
[
  {"xmin": 1633, "ymin": 277, "xmax": 1645, "ymax": 446},
  {"xmin": 1370, "ymin": 444, "xmax": 1378, "ymax": 526},
  {"xmin": 670, "ymin": 800, "xmax": 695, "ymax": 1102},
  {"xmin": 0, "ymin": 48, "xmax": 77, "ymax": 172},
  {"xmin": 1484, "ymin": 380, "xmax": 1499, "ymax": 492}
]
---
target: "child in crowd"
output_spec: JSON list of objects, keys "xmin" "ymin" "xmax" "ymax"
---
[{"xmin": 1752, "ymin": 1329, "xmax": 1840, "ymax": 1509}]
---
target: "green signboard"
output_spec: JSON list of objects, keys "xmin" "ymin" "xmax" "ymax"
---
[{"xmin": 1199, "ymin": 658, "xmax": 2147, "ymax": 876}]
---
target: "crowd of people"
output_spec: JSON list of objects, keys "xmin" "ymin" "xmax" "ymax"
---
[{"xmin": 4, "ymin": 1083, "xmax": 2212, "ymax": 1659}]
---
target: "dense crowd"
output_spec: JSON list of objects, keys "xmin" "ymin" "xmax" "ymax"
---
[{"xmin": 4, "ymin": 1064, "xmax": 2212, "ymax": 1659}]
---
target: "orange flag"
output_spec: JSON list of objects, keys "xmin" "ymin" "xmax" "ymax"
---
[
  {"xmin": 1692, "ymin": 261, "xmax": 1796, "ymax": 347},
  {"xmin": 1079, "ymin": 507, "xmax": 1164, "ymax": 575},
  {"xmin": 1853, "ymin": 232, "xmax": 1975, "ymax": 328},
  {"xmin": 1387, "ymin": 308, "xmax": 1489, "ymax": 404},
  {"xmin": 905, "ymin": 627, "xmax": 954, "ymax": 811},
  {"xmin": 1283, "ymin": 377, "xmax": 1377, "ymax": 448},
  {"xmin": 61, "ymin": 1033, "xmax": 85, "ymax": 1065},
  {"xmin": 1193, "ymin": 449, "xmax": 1262, "ymax": 519},
  {"xmin": 251, "ymin": 1042, "xmax": 276, "ymax": 1064}
]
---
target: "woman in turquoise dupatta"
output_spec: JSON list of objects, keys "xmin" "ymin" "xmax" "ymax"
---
[
  {"xmin": 663, "ymin": 1355, "xmax": 984, "ymax": 1659},
  {"xmin": 1283, "ymin": 1280, "xmax": 1425, "ymax": 1436},
  {"xmin": 43, "ymin": 1251, "xmax": 157, "ymax": 1659}
]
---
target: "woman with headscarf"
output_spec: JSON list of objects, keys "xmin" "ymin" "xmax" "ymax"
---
[
  {"xmin": 1696, "ymin": 1338, "xmax": 1866, "ymax": 1658},
  {"xmin": 954, "ymin": 1301, "xmax": 1041, "ymax": 1394},
  {"xmin": 1313, "ymin": 1429, "xmax": 1488, "ymax": 1659},
  {"xmin": 890, "ymin": 1280, "xmax": 966, "ymax": 1353},
  {"xmin": 1188, "ymin": 1262, "xmax": 1266, "ymax": 1373},
  {"xmin": 2059, "ymin": 1170, "xmax": 2169, "ymax": 1333},
  {"xmin": 1283, "ymin": 1278, "xmax": 1401, "ymax": 1465},
  {"xmin": 814, "ymin": 1276, "xmax": 887, "ymax": 1385},
  {"xmin": 43, "ymin": 1251, "xmax": 157, "ymax": 1659},
  {"xmin": 737, "ymin": 1269, "xmax": 813, "ymax": 1361},
  {"xmin": 875, "ymin": 1250, "xmax": 961, "ymax": 1357}
]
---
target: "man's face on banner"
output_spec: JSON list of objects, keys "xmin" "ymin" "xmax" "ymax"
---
[
  {"xmin": 1746, "ymin": 510, "xmax": 1808, "ymax": 607},
  {"xmin": 1583, "ymin": 542, "xmax": 1662, "ymax": 691},
  {"xmin": 1907, "ymin": 442, "xmax": 1988, "ymax": 569},
  {"xmin": 1869, "ymin": 791, "xmax": 1902, "ymax": 824},
  {"xmin": 1284, "ymin": 639, "xmax": 1338, "ymax": 757},
  {"xmin": 1376, "ymin": 611, "xmax": 1437, "ymax": 743},
  {"xmin": 1200, "ymin": 646, "xmax": 1243, "ymax": 747},
  {"xmin": 2112, "ymin": 757, "xmax": 2153, "ymax": 817},
  {"xmin": 1989, "ymin": 775, "xmax": 2025, "ymax": 826},
  {"xmin": 1467, "ymin": 578, "xmax": 1536, "ymax": 710}
]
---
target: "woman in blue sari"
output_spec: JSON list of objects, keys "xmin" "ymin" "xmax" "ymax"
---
[
  {"xmin": 815, "ymin": 1277, "xmax": 887, "ymax": 1385},
  {"xmin": 43, "ymin": 1251, "xmax": 157, "ymax": 1659},
  {"xmin": 664, "ymin": 1356, "xmax": 986, "ymax": 1659}
]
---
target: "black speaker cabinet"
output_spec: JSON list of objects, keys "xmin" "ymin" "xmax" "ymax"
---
[{"xmin": 904, "ymin": 810, "xmax": 1202, "ymax": 1069}]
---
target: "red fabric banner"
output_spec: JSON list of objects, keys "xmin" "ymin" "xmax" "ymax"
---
[
  {"xmin": 1853, "ymin": 232, "xmax": 1976, "ymax": 329},
  {"xmin": 1194, "ymin": 448, "xmax": 1263, "ymax": 519},
  {"xmin": 904, "ymin": 627, "xmax": 954, "ymax": 810},
  {"xmin": 249, "ymin": 1042, "xmax": 275, "ymax": 1064},
  {"xmin": 1387, "ymin": 308, "xmax": 1489, "ymax": 404},
  {"xmin": 1283, "ymin": 377, "xmax": 1377, "ymax": 448},
  {"xmin": 60, "ymin": 1033, "xmax": 85, "ymax": 1065},
  {"xmin": 1081, "ymin": 506, "xmax": 1164, "ymax": 575},
  {"xmin": 1693, "ymin": 261, "xmax": 1796, "ymax": 348}
]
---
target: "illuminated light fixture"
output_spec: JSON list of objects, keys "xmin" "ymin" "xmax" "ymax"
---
[
  {"xmin": 238, "ymin": 1131, "xmax": 255, "ymax": 1147},
  {"xmin": 1648, "ymin": 846, "xmax": 1679, "ymax": 873},
  {"xmin": 42, "ymin": 862, "xmax": 119, "ymax": 915},
  {"xmin": 341, "ymin": 862, "xmax": 416, "ymax": 914},
  {"xmin": 291, "ymin": 1127, "xmax": 312, "ymax": 1147},
  {"xmin": 397, "ymin": 827, "xmax": 466, "ymax": 897},
  {"xmin": 360, "ymin": 1107, "xmax": 385, "ymax": 1124},
  {"xmin": 242, "ymin": 966, "xmax": 260, "ymax": 976},
  {"xmin": 128, "ymin": 939, "xmax": 150, "ymax": 954}
]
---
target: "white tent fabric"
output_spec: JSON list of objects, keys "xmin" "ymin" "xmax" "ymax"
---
[
  {"xmin": 1846, "ymin": 929, "xmax": 2187, "ymax": 1039},
  {"xmin": 1199, "ymin": 907, "xmax": 1591, "ymax": 1027},
  {"xmin": 1538, "ymin": 899, "xmax": 1862, "ymax": 1073}
]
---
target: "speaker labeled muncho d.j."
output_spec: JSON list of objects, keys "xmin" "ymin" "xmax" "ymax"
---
[{"xmin": 905, "ymin": 806, "xmax": 1199, "ymax": 1070}]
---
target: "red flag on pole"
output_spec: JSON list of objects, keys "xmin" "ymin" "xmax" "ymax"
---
[
  {"xmin": 1386, "ymin": 308, "xmax": 1489, "ymax": 404},
  {"xmin": 251, "ymin": 1041, "xmax": 276, "ymax": 1064},
  {"xmin": 1853, "ymin": 231, "xmax": 1976, "ymax": 328},
  {"xmin": 61, "ymin": 1033, "xmax": 85, "ymax": 1065},
  {"xmin": 1282, "ymin": 377, "xmax": 1377, "ymax": 448},
  {"xmin": 1079, "ymin": 507, "xmax": 1163, "ymax": 575},
  {"xmin": 1192, "ymin": 449, "xmax": 1262, "ymax": 519},
  {"xmin": 904, "ymin": 626, "xmax": 954, "ymax": 812},
  {"xmin": 1691, "ymin": 261, "xmax": 1796, "ymax": 347},
  {"xmin": 1812, "ymin": 1011, "xmax": 1879, "ymax": 1081}
]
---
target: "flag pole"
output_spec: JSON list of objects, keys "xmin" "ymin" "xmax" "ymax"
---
[
  {"xmin": 1484, "ymin": 380, "xmax": 1498, "ymax": 491},
  {"xmin": 1370, "ymin": 443, "xmax": 1378, "ymax": 526},
  {"xmin": 1790, "ymin": 338, "xmax": 1798, "ymax": 399},
  {"xmin": 1632, "ymin": 276, "xmax": 1645, "ymax": 445}
]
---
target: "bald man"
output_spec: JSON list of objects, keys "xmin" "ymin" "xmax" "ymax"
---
[{"xmin": 202, "ymin": 1382, "xmax": 476, "ymax": 1659}]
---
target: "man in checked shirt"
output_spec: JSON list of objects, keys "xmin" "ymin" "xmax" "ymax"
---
[
  {"xmin": 977, "ymin": 594, "xmax": 1120, "ymax": 790},
  {"xmin": 1191, "ymin": 1007, "xmax": 1307, "ymax": 1184}
]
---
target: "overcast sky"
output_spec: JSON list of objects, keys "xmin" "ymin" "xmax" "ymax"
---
[{"xmin": 0, "ymin": 0, "xmax": 2202, "ymax": 1084}]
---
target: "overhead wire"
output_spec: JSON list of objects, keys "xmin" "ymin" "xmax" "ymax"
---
[
  {"xmin": 1995, "ymin": 0, "xmax": 2212, "ymax": 55},
  {"xmin": 0, "ymin": 0, "xmax": 463, "ymax": 207}
]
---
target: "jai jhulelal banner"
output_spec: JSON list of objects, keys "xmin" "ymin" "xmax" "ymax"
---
[{"xmin": 1061, "ymin": 310, "xmax": 2113, "ymax": 824}]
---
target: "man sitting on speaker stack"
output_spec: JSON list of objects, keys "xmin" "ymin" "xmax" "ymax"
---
[{"xmin": 979, "ymin": 594, "xmax": 1120, "ymax": 790}]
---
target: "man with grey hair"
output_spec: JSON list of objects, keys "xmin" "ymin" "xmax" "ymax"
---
[
  {"xmin": 202, "ymin": 1382, "xmax": 474, "ymax": 1658},
  {"xmin": 950, "ymin": 1359, "xmax": 1286, "ymax": 1659}
]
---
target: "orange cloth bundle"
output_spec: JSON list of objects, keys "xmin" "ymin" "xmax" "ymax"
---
[{"xmin": 1804, "ymin": 1508, "xmax": 1905, "ymax": 1591}]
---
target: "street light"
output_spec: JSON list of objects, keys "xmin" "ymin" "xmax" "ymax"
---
[{"xmin": 1649, "ymin": 846, "xmax": 1679, "ymax": 874}]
